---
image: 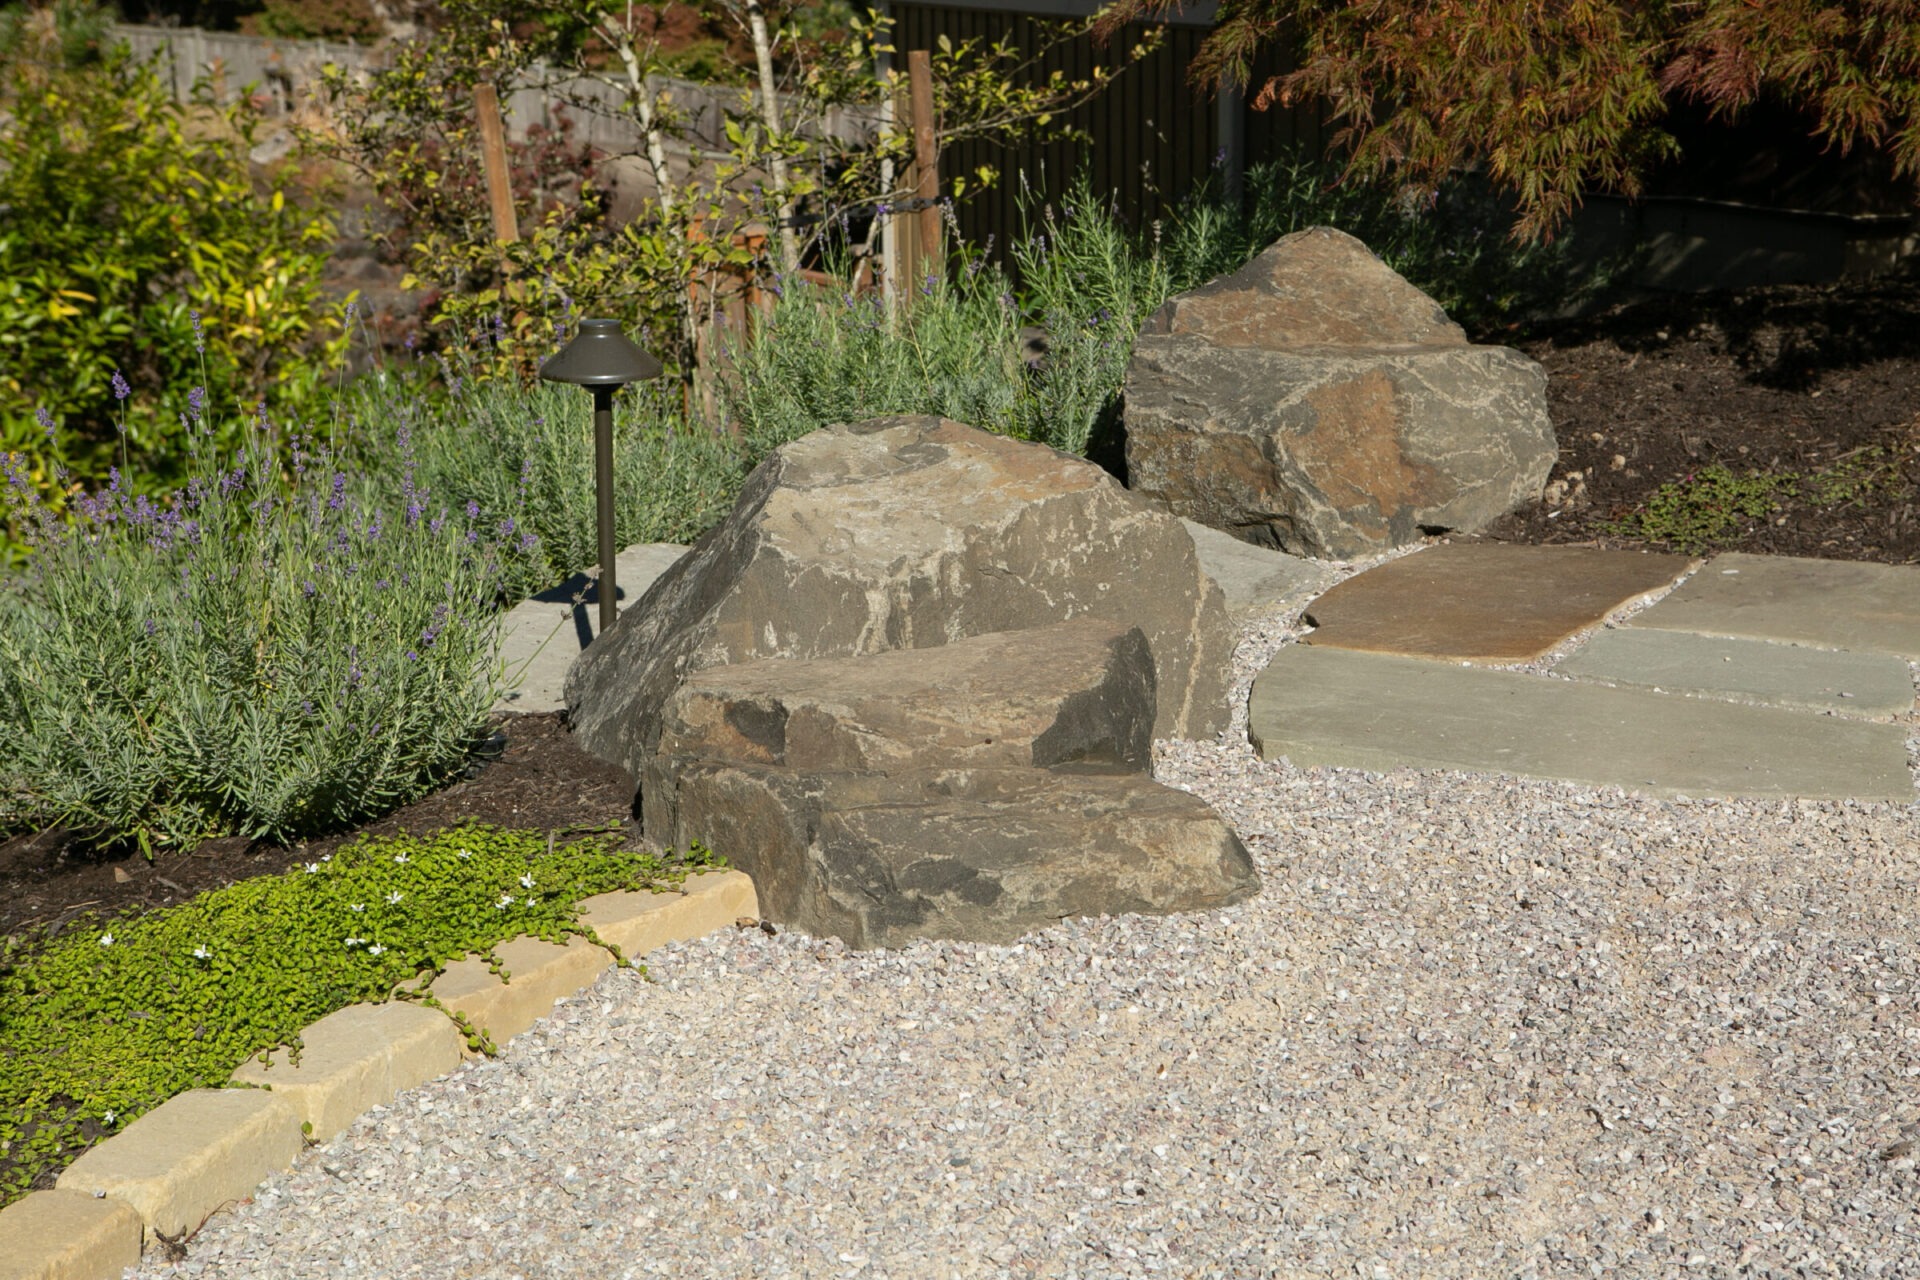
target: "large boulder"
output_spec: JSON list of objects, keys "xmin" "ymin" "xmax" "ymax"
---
[
  {"xmin": 644, "ymin": 760, "xmax": 1260, "ymax": 949},
  {"xmin": 638, "ymin": 619, "xmax": 1258, "ymax": 947},
  {"xmin": 652, "ymin": 619, "xmax": 1156, "ymax": 776},
  {"xmin": 1123, "ymin": 227, "xmax": 1556, "ymax": 559},
  {"xmin": 565, "ymin": 415, "xmax": 1235, "ymax": 785}
]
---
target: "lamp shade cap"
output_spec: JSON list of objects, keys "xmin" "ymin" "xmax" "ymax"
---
[{"xmin": 538, "ymin": 318, "xmax": 663, "ymax": 386}]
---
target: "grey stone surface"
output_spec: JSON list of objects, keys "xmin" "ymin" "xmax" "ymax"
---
[
  {"xmin": 1178, "ymin": 518, "xmax": 1340, "ymax": 614},
  {"xmin": 493, "ymin": 543, "xmax": 690, "ymax": 714},
  {"xmin": 1248, "ymin": 644, "xmax": 1913, "ymax": 802},
  {"xmin": 1124, "ymin": 228, "xmax": 1556, "ymax": 559},
  {"xmin": 643, "ymin": 761, "xmax": 1260, "ymax": 949},
  {"xmin": 1628, "ymin": 552, "xmax": 1920, "ymax": 659},
  {"xmin": 1558, "ymin": 627, "xmax": 1916, "ymax": 718},
  {"xmin": 653, "ymin": 620, "xmax": 1156, "ymax": 777},
  {"xmin": 565, "ymin": 416, "xmax": 1235, "ymax": 786}
]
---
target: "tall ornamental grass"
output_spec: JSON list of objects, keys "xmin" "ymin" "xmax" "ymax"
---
[{"xmin": 0, "ymin": 393, "xmax": 528, "ymax": 857}]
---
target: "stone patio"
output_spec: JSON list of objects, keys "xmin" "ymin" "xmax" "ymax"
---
[{"xmin": 1254, "ymin": 547, "xmax": 1918, "ymax": 802}]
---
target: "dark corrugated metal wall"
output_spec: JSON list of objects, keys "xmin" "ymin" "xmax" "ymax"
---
[{"xmin": 892, "ymin": 6, "xmax": 1324, "ymax": 265}]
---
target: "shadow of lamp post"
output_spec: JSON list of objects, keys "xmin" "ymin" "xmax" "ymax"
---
[{"xmin": 538, "ymin": 319, "xmax": 664, "ymax": 635}]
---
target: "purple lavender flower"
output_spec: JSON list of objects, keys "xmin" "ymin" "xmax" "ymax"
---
[
  {"xmin": 429, "ymin": 513, "xmax": 446, "ymax": 536},
  {"xmin": 328, "ymin": 472, "xmax": 347, "ymax": 511},
  {"xmin": 187, "ymin": 385, "xmax": 207, "ymax": 417},
  {"xmin": 35, "ymin": 406, "xmax": 54, "ymax": 440},
  {"xmin": 110, "ymin": 370, "xmax": 131, "ymax": 401},
  {"xmin": 190, "ymin": 309, "xmax": 205, "ymax": 353},
  {"xmin": 303, "ymin": 580, "xmax": 317, "ymax": 598},
  {"xmin": 518, "ymin": 530, "xmax": 538, "ymax": 553},
  {"xmin": 465, "ymin": 500, "xmax": 481, "ymax": 520}
]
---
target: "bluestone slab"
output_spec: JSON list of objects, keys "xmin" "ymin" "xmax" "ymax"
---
[
  {"xmin": 1301, "ymin": 543, "xmax": 1696, "ymax": 663},
  {"xmin": 493, "ymin": 542, "xmax": 690, "ymax": 713},
  {"xmin": 1558, "ymin": 628, "xmax": 1916, "ymax": 718},
  {"xmin": 1249, "ymin": 644, "xmax": 1913, "ymax": 801},
  {"xmin": 1628, "ymin": 552, "xmax": 1920, "ymax": 658}
]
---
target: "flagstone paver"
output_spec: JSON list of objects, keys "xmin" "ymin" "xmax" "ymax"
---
[
  {"xmin": 1628, "ymin": 552, "xmax": 1920, "ymax": 658},
  {"xmin": 1249, "ymin": 645, "xmax": 1913, "ymax": 802},
  {"xmin": 1558, "ymin": 627, "xmax": 1916, "ymax": 718},
  {"xmin": 1300, "ymin": 543, "xmax": 1697, "ymax": 663}
]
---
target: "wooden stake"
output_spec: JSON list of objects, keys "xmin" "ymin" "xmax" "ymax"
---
[
  {"xmin": 473, "ymin": 82, "xmax": 519, "ymax": 245},
  {"xmin": 907, "ymin": 49, "xmax": 940, "ymax": 285}
]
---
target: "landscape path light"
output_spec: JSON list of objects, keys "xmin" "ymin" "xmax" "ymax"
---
[{"xmin": 538, "ymin": 318, "xmax": 663, "ymax": 633}]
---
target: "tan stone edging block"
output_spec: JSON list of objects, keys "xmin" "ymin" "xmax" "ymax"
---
[
  {"xmin": 53, "ymin": 1088, "xmax": 303, "ymax": 1241},
  {"xmin": 0, "ymin": 1190, "xmax": 142, "ymax": 1280},
  {"xmin": 9, "ymin": 869, "xmax": 757, "ymax": 1280},
  {"xmin": 229, "ymin": 1001, "xmax": 465, "ymax": 1142},
  {"xmin": 578, "ymin": 868, "xmax": 761, "ymax": 961}
]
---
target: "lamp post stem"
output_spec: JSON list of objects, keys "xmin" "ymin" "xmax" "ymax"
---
[{"xmin": 593, "ymin": 385, "xmax": 617, "ymax": 635}]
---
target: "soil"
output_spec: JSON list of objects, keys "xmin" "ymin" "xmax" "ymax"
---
[
  {"xmin": 0, "ymin": 713, "xmax": 640, "ymax": 948},
  {"xmin": 4, "ymin": 272, "xmax": 1918, "ymax": 947},
  {"xmin": 1483, "ymin": 273, "xmax": 1920, "ymax": 561}
]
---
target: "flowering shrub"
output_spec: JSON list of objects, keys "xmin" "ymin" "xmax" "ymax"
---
[
  {"xmin": 0, "ymin": 389, "xmax": 534, "ymax": 856},
  {"xmin": 0, "ymin": 822, "xmax": 725, "ymax": 1209}
]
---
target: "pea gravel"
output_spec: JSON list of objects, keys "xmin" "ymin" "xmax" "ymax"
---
[{"xmin": 128, "ymin": 575, "xmax": 1920, "ymax": 1280}]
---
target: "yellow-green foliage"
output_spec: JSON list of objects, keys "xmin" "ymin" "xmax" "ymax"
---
[
  {"xmin": 0, "ymin": 3, "xmax": 344, "ymax": 541},
  {"xmin": 0, "ymin": 822, "xmax": 724, "ymax": 1208}
]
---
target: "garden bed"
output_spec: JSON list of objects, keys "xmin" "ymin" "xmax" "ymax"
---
[{"xmin": 6, "ymin": 271, "xmax": 1918, "ymax": 951}]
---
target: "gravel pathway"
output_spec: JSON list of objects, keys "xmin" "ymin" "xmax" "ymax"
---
[{"xmin": 131, "ymin": 582, "xmax": 1920, "ymax": 1280}]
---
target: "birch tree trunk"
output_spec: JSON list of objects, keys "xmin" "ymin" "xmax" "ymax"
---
[{"xmin": 744, "ymin": 0, "xmax": 801, "ymax": 273}]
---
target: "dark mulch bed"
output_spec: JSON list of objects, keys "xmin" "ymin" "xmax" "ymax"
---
[
  {"xmin": 1485, "ymin": 274, "xmax": 1920, "ymax": 561},
  {"xmin": 4, "ymin": 272, "xmax": 1918, "ymax": 942},
  {"xmin": 0, "ymin": 713, "xmax": 639, "ymax": 948}
]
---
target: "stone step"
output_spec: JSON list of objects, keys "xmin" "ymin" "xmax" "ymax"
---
[
  {"xmin": 1300, "ymin": 543, "xmax": 1696, "ymax": 663},
  {"xmin": 1249, "ymin": 645, "xmax": 1913, "ymax": 802},
  {"xmin": 1627, "ymin": 552, "xmax": 1920, "ymax": 659},
  {"xmin": 1557, "ymin": 628, "xmax": 1915, "ymax": 718}
]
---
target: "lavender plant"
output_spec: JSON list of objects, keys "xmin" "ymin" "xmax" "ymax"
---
[
  {"xmin": 0, "ymin": 387, "xmax": 527, "ymax": 857},
  {"xmin": 339, "ymin": 340, "xmax": 743, "ymax": 601}
]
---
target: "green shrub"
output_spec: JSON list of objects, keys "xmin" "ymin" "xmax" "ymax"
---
[
  {"xmin": 0, "ymin": 389, "xmax": 533, "ymax": 856},
  {"xmin": 0, "ymin": 822, "xmax": 725, "ymax": 1210},
  {"xmin": 716, "ymin": 159, "xmax": 1620, "ymax": 469},
  {"xmin": 716, "ymin": 267, "xmax": 1034, "ymax": 462},
  {"xmin": 0, "ymin": 1, "xmax": 345, "ymax": 558}
]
